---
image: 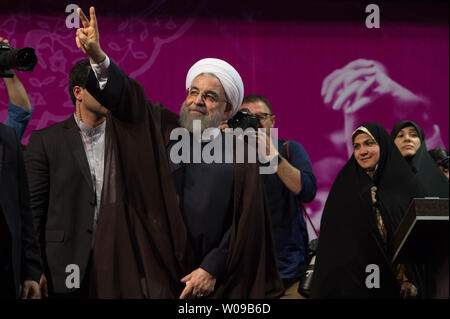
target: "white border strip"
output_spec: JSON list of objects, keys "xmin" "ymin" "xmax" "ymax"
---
[{"xmin": 416, "ymin": 216, "xmax": 449, "ymax": 221}]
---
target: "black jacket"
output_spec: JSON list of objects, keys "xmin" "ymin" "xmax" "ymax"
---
[
  {"xmin": 0, "ymin": 123, "xmax": 41, "ymax": 297},
  {"xmin": 24, "ymin": 115, "xmax": 96, "ymax": 293}
]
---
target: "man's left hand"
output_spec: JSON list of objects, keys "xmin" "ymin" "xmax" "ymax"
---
[{"xmin": 179, "ymin": 268, "xmax": 216, "ymax": 299}]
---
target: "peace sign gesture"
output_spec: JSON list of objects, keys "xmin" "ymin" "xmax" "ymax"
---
[{"xmin": 76, "ymin": 6, "xmax": 106, "ymax": 64}]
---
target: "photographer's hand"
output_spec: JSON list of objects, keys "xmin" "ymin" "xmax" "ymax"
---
[
  {"xmin": 251, "ymin": 129, "xmax": 303, "ymax": 194},
  {"xmin": 76, "ymin": 7, "xmax": 106, "ymax": 64},
  {"xmin": 256, "ymin": 129, "xmax": 279, "ymax": 163}
]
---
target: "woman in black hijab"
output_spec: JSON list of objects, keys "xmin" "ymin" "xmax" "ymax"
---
[
  {"xmin": 311, "ymin": 122, "xmax": 424, "ymax": 298},
  {"xmin": 391, "ymin": 120, "xmax": 448, "ymax": 198}
]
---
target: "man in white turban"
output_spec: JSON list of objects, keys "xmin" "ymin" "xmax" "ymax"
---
[
  {"xmin": 73, "ymin": 6, "xmax": 283, "ymax": 299},
  {"xmin": 180, "ymin": 57, "xmax": 244, "ymax": 134}
]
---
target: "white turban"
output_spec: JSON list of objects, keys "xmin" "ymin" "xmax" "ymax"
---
[{"xmin": 186, "ymin": 58, "xmax": 244, "ymax": 118}]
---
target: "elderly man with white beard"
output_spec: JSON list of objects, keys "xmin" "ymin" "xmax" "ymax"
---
[{"xmin": 74, "ymin": 7, "xmax": 283, "ymax": 299}]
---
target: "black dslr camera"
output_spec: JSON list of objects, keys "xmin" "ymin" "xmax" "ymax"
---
[
  {"xmin": 227, "ymin": 108, "xmax": 260, "ymax": 130},
  {"xmin": 0, "ymin": 42, "xmax": 38, "ymax": 78}
]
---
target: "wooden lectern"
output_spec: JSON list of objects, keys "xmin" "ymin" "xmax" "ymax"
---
[{"xmin": 389, "ymin": 198, "xmax": 449, "ymax": 299}]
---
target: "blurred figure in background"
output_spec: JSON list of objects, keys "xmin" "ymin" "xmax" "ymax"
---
[
  {"xmin": 391, "ymin": 120, "xmax": 448, "ymax": 198},
  {"xmin": 428, "ymin": 146, "xmax": 449, "ymax": 180}
]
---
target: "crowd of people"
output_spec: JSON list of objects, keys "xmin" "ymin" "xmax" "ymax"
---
[{"xmin": 0, "ymin": 7, "xmax": 448, "ymax": 299}]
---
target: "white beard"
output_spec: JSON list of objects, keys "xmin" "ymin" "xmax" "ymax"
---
[{"xmin": 179, "ymin": 102, "xmax": 224, "ymax": 133}]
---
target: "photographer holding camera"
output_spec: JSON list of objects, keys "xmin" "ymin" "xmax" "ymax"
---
[
  {"xmin": 235, "ymin": 94, "xmax": 317, "ymax": 299},
  {"xmin": 0, "ymin": 37, "xmax": 41, "ymax": 298},
  {"xmin": 1, "ymin": 37, "xmax": 34, "ymax": 140}
]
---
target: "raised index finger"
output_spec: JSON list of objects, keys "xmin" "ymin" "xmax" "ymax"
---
[
  {"xmin": 77, "ymin": 8, "xmax": 90, "ymax": 28},
  {"xmin": 89, "ymin": 6, "xmax": 97, "ymax": 29}
]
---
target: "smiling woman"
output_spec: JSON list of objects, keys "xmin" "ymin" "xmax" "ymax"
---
[
  {"xmin": 352, "ymin": 128, "xmax": 380, "ymax": 178},
  {"xmin": 311, "ymin": 122, "xmax": 426, "ymax": 299}
]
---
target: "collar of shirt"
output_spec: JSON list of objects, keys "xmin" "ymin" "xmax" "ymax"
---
[{"xmin": 73, "ymin": 114, "xmax": 106, "ymax": 137}]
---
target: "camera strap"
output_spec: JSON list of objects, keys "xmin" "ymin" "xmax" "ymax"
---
[{"xmin": 280, "ymin": 140, "xmax": 319, "ymax": 237}]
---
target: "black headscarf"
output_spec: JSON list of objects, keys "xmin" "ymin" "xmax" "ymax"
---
[
  {"xmin": 311, "ymin": 123, "xmax": 425, "ymax": 298},
  {"xmin": 391, "ymin": 120, "xmax": 449, "ymax": 198}
]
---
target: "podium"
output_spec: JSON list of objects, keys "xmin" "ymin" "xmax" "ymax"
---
[{"xmin": 389, "ymin": 198, "xmax": 449, "ymax": 299}]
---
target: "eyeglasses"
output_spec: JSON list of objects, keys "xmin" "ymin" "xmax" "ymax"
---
[
  {"xmin": 187, "ymin": 88, "xmax": 228, "ymax": 105},
  {"xmin": 255, "ymin": 113, "xmax": 273, "ymax": 121}
]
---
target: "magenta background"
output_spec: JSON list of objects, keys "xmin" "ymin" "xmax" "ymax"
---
[{"xmin": 0, "ymin": 1, "xmax": 448, "ymax": 233}]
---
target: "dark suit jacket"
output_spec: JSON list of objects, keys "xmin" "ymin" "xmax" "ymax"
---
[
  {"xmin": 24, "ymin": 115, "xmax": 96, "ymax": 293},
  {"xmin": 0, "ymin": 123, "xmax": 41, "ymax": 297}
]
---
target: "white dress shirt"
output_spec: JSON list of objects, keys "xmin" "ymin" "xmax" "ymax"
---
[{"xmin": 74, "ymin": 114, "xmax": 106, "ymax": 246}]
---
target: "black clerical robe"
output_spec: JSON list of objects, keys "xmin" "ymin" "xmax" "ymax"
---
[
  {"xmin": 85, "ymin": 61, "xmax": 283, "ymax": 298},
  {"xmin": 168, "ymin": 134, "xmax": 234, "ymax": 278}
]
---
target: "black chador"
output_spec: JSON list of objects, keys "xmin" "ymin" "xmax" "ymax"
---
[{"xmin": 311, "ymin": 122, "xmax": 425, "ymax": 298}]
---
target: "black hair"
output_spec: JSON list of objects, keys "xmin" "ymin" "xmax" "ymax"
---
[
  {"xmin": 242, "ymin": 94, "xmax": 272, "ymax": 113},
  {"xmin": 68, "ymin": 59, "xmax": 91, "ymax": 105}
]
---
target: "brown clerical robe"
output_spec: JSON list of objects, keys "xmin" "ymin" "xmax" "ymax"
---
[{"xmin": 86, "ymin": 62, "xmax": 283, "ymax": 298}]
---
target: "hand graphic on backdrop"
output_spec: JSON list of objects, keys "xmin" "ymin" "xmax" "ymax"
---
[{"xmin": 321, "ymin": 58, "xmax": 428, "ymax": 114}]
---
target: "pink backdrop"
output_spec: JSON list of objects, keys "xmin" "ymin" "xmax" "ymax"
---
[{"xmin": 1, "ymin": 1, "xmax": 448, "ymax": 233}]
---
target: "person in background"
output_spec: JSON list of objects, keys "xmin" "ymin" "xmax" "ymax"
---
[
  {"xmin": 238, "ymin": 94, "xmax": 316, "ymax": 299},
  {"xmin": 0, "ymin": 36, "xmax": 41, "ymax": 300},
  {"xmin": 391, "ymin": 120, "xmax": 448, "ymax": 198},
  {"xmin": 1, "ymin": 37, "xmax": 33, "ymax": 141},
  {"xmin": 428, "ymin": 146, "xmax": 449, "ymax": 180}
]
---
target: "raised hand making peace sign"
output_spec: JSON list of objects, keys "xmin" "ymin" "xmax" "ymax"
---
[{"xmin": 75, "ymin": 6, "xmax": 106, "ymax": 64}]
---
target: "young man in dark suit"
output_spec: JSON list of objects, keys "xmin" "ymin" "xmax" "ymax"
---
[{"xmin": 24, "ymin": 59, "xmax": 108, "ymax": 298}]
